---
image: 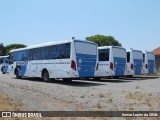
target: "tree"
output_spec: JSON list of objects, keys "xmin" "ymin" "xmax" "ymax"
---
[
  {"xmin": 0, "ymin": 43, "xmax": 6, "ymax": 56},
  {"xmin": 5, "ymin": 44, "xmax": 27, "ymax": 55},
  {"xmin": 86, "ymin": 34, "xmax": 122, "ymax": 47}
]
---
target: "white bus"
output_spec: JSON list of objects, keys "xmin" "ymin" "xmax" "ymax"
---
[
  {"xmin": 142, "ymin": 51, "xmax": 155, "ymax": 74},
  {"xmin": 0, "ymin": 56, "xmax": 9, "ymax": 74},
  {"xmin": 8, "ymin": 39, "xmax": 98, "ymax": 82},
  {"xmin": 96, "ymin": 46, "xmax": 127, "ymax": 78},
  {"xmin": 126, "ymin": 49, "xmax": 143, "ymax": 77}
]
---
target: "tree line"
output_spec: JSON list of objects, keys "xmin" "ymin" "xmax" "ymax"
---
[
  {"xmin": 0, "ymin": 34, "xmax": 122, "ymax": 56},
  {"xmin": 0, "ymin": 44, "xmax": 27, "ymax": 56}
]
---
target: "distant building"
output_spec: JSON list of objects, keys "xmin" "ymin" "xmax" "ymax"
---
[{"xmin": 152, "ymin": 47, "xmax": 160, "ymax": 72}]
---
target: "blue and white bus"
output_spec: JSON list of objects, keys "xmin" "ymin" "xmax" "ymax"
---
[
  {"xmin": 142, "ymin": 52, "xmax": 155, "ymax": 74},
  {"xmin": 9, "ymin": 39, "xmax": 98, "ymax": 82},
  {"xmin": 0, "ymin": 56, "xmax": 9, "ymax": 74},
  {"xmin": 96, "ymin": 46, "xmax": 127, "ymax": 78},
  {"xmin": 126, "ymin": 49, "xmax": 143, "ymax": 77}
]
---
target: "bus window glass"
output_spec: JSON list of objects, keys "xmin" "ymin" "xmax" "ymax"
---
[
  {"xmin": 0, "ymin": 58, "xmax": 3, "ymax": 64},
  {"xmin": 127, "ymin": 52, "xmax": 130, "ymax": 63},
  {"xmin": 99, "ymin": 49, "xmax": 109, "ymax": 61},
  {"xmin": 143, "ymin": 54, "xmax": 145, "ymax": 63},
  {"xmin": 40, "ymin": 47, "xmax": 50, "ymax": 60},
  {"xmin": 50, "ymin": 43, "xmax": 70, "ymax": 59}
]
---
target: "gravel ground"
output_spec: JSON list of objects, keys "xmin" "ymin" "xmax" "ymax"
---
[
  {"xmin": 0, "ymin": 73, "xmax": 160, "ymax": 113},
  {"xmin": 1, "ymin": 73, "xmax": 160, "ymax": 120}
]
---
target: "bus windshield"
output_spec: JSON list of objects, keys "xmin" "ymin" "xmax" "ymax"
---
[
  {"xmin": 74, "ymin": 41, "xmax": 97, "ymax": 55},
  {"xmin": 113, "ymin": 48, "xmax": 126, "ymax": 58},
  {"xmin": 133, "ymin": 51, "xmax": 143, "ymax": 59}
]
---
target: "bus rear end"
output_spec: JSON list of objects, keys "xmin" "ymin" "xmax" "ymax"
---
[
  {"xmin": 126, "ymin": 50, "xmax": 143, "ymax": 76},
  {"xmin": 112, "ymin": 47, "xmax": 127, "ymax": 76},
  {"xmin": 97, "ymin": 47, "xmax": 114, "ymax": 77},
  {"xmin": 142, "ymin": 52, "xmax": 148, "ymax": 74},
  {"xmin": 73, "ymin": 40, "xmax": 98, "ymax": 78},
  {"xmin": 142, "ymin": 52, "xmax": 155, "ymax": 74},
  {"xmin": 132, "ymin": 50, "xmax": 143, "ymax": 75},
  {"xmin": 147, "ymin": 52, "xmax": 155, "ymax": 74}
]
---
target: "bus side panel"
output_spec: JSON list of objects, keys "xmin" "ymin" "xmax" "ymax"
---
[
  {"xmin": 48, "ymin": 59, "xmax": 73, "ymax": 78},
  {"xmin": 134, "ymin": 59, "xmax": 142, "ymax": 74},
  {"xmin": 114, "ymin": 57, "xmax": 126, "ymax": 76},
  {"xmin": 148, "ymin": 60, "xmax": 154, "ymax": 73}
]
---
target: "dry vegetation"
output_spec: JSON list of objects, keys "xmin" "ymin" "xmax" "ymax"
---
[
  {"xmin": 125, "ymin": 91, "xmax": 160, "ymax": 111},
  {"xmin": 0, "ymin": 91, "xmax": 18, "ymax": 111}
]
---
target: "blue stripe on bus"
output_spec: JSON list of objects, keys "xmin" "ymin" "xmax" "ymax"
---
[
  {"xmin": 2, "ymin": 66, "xmax": 8, "ymax": 73},
  {"xmin": 148, "ymin": 60, "xmax": 154, "ymax": 73},
  {"xmin": 114, "ymin": 57, "xmax": 126, "ymax": 76},
  {"xmin": 133, "ymin": 59, "xmax": 142, "ymax": 75},
  {"xmin": 76, "ymin": 53, "xmax": 96, "ymax": 77},
  {"xmin": 16, "ymin": 51, "xmax": 28, "ymax": 76}
]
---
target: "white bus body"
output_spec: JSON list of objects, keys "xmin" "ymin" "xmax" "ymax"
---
[
  {"xmin": 142, "ymin": 52, "xmax": 155, "ymax": 74},
  {"xmin": 126, "ymin": 50, "xmax": 143, "ymax": 76},
  {"xmin": 97, "ymin": 46, "xmax": 127, "ymax": 77},
  {"xmin": 0, "ymin": 56, "xmax": 9, "ymax": 74},
  {"xmin": 8, "ymin": 40, "xmax": 98, "ymax": 82}
]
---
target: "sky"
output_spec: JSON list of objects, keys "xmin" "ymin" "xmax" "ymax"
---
[{"xmin": 0, "ymin": 0, "xmax": 160, "ymax": 51}]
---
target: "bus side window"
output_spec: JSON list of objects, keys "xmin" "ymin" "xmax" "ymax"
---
[
  {"xmin": 143, "ymin": 54, "xmax": 145, "ymax": 63},
  {"xmin": 127, "ymin": 52, "xmax": 130, "ymax": 63},
  {"xmin": 9, "ymin": 54, "xmax": 14, "ymax": 64},
  {"xmin": 41, "ymin": 47, "xmax": 49, "ymax": 60},
  {"xmin": 32, "ymin": 49, "xmax": 40, "ymax": 60},
  {"xmin": 50, "ymin": 45, "xmax": 59, "ymax": 59},
  {"xmin": 30, "ymin": 50, "xmax": 33, "ymax": 60},
  {"xmin": 0, "ymin": 58, "xmax": 3, "ymax": 64},
  {"xmin": 65, "ymin": 43, "xmax": 70, "ymax": 58}
]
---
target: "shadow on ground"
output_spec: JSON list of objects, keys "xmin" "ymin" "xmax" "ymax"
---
[{"xmin": 13, "ymin": 77, "xmax": 105, "ymax": 87}]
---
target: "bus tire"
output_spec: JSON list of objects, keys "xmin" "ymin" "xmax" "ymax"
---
[
  {"xmin": 42, "ymin": 70, "xmax": 51, "ymax": 82},
  {"xmin": 127, "ymin": 75, "xmax": 133, "ymax": 78},
  {"xmin": 63, "ymin": 78, "xmax": 72, "ymax": 82},
  {"xmin": 93, "ymin": 77, "xmax": 101, "ymax": 80},
  {"xmin": 16, "ymin": 69, "xmax": 22, "ymax": 79},
  {"xmin": 2, "ymin": 68, "xmax": 5, "ymax": 74}
]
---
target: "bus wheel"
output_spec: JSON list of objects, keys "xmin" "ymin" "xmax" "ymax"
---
[
  {"xmin": 42, "ymin": 70, "xmax": 51, "ymax": 82},
  {"xmin": 16, "ymin": 70, "xmax": 22, "ymax": 79},
  {"xmin": 127, "ymin": 75, "xmax": 133, "ymax": 78},
  {"xmin": 63, "ymin": 78, "xmax": 72, "ymax": 82},
  {"xmin": 2, "ymin": 68, "xmax": 5, "ymax": 74},
  {"xmin": 93, "ymin": 77, "xmax": 101, "ymax": 81}
]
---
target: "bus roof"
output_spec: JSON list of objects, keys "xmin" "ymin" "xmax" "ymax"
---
[
  {"xmin": 127, "ymin": 49, "xmax": 142, "ymax": 53},
  {"xmin": 10, "ymin": 39, "xmax": 97, "ymax": 52},
  {"xmin": 143, "ymin": 51, "xmax": 155, "ymax": 55},
  {"xmin": 0, "ymin": 56, "xmax": 8, "ymax": 58},
  {"xmin": 98, "ymin": 46, "xmax": 126, "ymax": 50}
]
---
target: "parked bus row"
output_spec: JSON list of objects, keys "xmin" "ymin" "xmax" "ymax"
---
[{"xmin": 0, "ymin": 39, "xmax": 155, "ymax": 82}]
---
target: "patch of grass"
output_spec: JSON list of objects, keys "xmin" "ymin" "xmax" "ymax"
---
[
  {"xmin": 128, "ymin": 106, "xmax": 134, "ymax": 110},
  {"xmin": 80, "ymin": 95, "xmax": 85, "ymax": 98},
  {"xmin": 126, "ymin": 92, "xmax": 144, "ymax": 101},
  {"xmin": 126, "ymin": 92, "xmax": 134, "ymax": 99},
  {"xmin": 97, "ymin": 101, "xmax": 102, "ymax": 109},
  {"xmin": 135, "ymin": 85, "xmax": 140, "ymax": 89},
  {"xmin": 99, "ymin": 93, "xmax": 105, "ymax": 98}
]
